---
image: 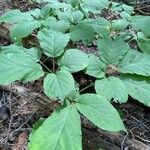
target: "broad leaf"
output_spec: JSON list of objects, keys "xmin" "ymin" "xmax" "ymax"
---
[
  {"xmin": 58, "ymin": 10, "xmax": 84, "ymax": 24},
  {"xmin": 76, "ymin": 94, "xmax": 126, "ymax": 131},
  {"xmin": 121, "ymin": 75, "xmax": 150, "ymax": 106},
  {"xmin": 42, "ymin": 17, "xmax": 70, "ymax": 33},
  {"xmin": 120, "ymin": 50, "xmax": 150, "ymax": 76},
  {"xmin": 80, "ymin": 17, "xmax": 109, "ymax": 33},
  {"xmin": 0, "ymin": 53, "xmax": 44, "ymax": 84},
  {"xmin": 1, "ymin": 44, "xmax": 41, "ymax": 62},
  {"xmin": 10, "ymin": 20, "xmax": 41, "ymax": 41},
  {"xmin": 95, "ymin": 77, "xmax": 128, "ymax": 103},
  {"xmin": 137, "ymin": 32, "xmax": 150, "ymax": 55},
  {"xmin": 29, "ymin": 106, "xmax": 82, "ymax": 150},
  {"xmin": 122, "ymin": 4, "xmax": 134, "ymax": 15},
  {"xmin": 131, "ymin": 15, "xmax": 150, "ymax": 38},
  {"xmin": 38, "ymin": 29, "xmax": 70, "ymax": 57},
  {"xmin": 97, "ymin": 36, "xmax": 130, "ymax": 64},
  {"xmin": 0, "ymin": 10, "xmax": 33, "ymax": 23},
  {"xmin": 82, "ymin": 0, "xmax": 109, "ymax": 14},
  {"xmin": 44, "ymin": 70, "xmax": 74, "ymax": 101},
  {"xmin": 86, "ymin": 54, "xmax": 105, "ymax": 78},
  {"xmin": 70, "ymin": 23, "xmax": 95, "ymax": 44},
  {"xmin": 112, "ymin": 19, "xmax": 129, "ymax": 31},
  {"xmin": 59, "ymin": 49, "xmax": 89, "ymax": 73}
]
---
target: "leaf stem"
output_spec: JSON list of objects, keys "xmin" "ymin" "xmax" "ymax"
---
[
  {"xmin": 52, "ymin": 57, "xmax": 55, "ymax": 72},
  {"xmin": 79, "ymin": 83, "xmax": 94, "ymax": 93}
]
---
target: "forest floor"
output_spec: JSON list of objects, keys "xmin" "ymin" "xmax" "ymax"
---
[{"xmin": 0, "ymin": 0, "xmax": 150, "ymax": 150}]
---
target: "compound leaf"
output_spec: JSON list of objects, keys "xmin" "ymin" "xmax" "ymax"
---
[
  {"xmin": 76, "ymin": 94, "xmax": 126, "ymax": 131},
  {"xmin": 44, "ymin": 70, "xmax": 74, "ymax": 101},
  {"xmin": 29, "ymin": 105, "xmax": 82, "ymax": 150},
  {"xmin": 59, "ymin": 49, "xmax": 89, "ymax": 73}
]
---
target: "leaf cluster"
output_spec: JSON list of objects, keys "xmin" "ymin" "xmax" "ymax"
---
[{"xmin": 0, "ymin": 0, "xmax": 150, "ymax": 149}]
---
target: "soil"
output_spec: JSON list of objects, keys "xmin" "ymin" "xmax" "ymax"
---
[{"xmin": 0, "ymin": 0, "xmax": 150, "ymax": 150}]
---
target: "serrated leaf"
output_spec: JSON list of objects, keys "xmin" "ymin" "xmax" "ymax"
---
[
  {"xmin": 86, "ymin": 54, "xmax": 105, "ymax": 78},
  {"xmin": 70, "ymin": 23, "xmax": 95, "ymax": 44},
  {"xmin": 76, "ymin": 94, "xmax": 126, "ymax": 131},
  {"xmin": 1, "ymin": 44, "xmax": 41, "ymax": 62},
  {"xmin": 0, "ymin": 53, "xmax": 44, "ymax": 84},
  {"xmin": 0, "ymin": 9, "xmax": 33, "ymax": 23},
  {"xmin": 112, "ymin": 19, "xmax": 129, "ymax": 31},
  {"xmin": 121, "ymin": 74, "xmax": 150, "ymax": 106},
  {"xmin": 120, "ymin": 50, "xmax": 150, "ymax": 76},
  {"xmin": 58, "ymin": 10, "xmax": 84, "ymax": 24},
  {"xmin": 42, "ymin": 18, "xmax": 70, "ymax": 33},
  {"xmin": 10, "ymin": 20, "xmax": 41, "ymax": 41},
  {"xmin": 80, "ymin": 17, "xmax": 109, "ymax": 33},
  {"xmin": 97, "ymin": 36, "xmax": 130, "ymax": 64},
  {"xmin": 44, "ymin": 70, "xmax": 74, "ymax": 101},
  {"xmin": 38, "ymin": 28, "xmax": 70, "ymax": 57},
  {"xmin": 29, "ymin": 105, "xmax": 82, "ymax": 150},
  {"xmin": 137, "ymin": 32, "xmax": 150, "ymax": 55},
  {"xmin": 95, "ymin": 77, "xmax": 128, "ymax": 103},
  {"xmin": 59, "ymin": 49, "xmax": 89, "ymax": 73},
  {"xmin": 82, "ymin": 0, "xmax": 109, "ymax": 14},
  {"xmin": 131, "ymin": 15, "xmax": 150, "ymax": 38}
]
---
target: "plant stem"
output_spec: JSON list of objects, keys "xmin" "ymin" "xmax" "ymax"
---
[
  {"xmin": 79, "ymin": 83, "xmax": 94, "ymax": 93},
  {"xmin": 52, "ymin": 57, "xmax": 55, "ymax": 72}
]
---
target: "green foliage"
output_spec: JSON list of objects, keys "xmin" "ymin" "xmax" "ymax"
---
[
  {"xmin": 86, "ymin": 36, "xmax": 150, "ymax": 106},
  {"xmin": 44, "ymin": 70, "xmax": 75, "ymax": 101},
  {"xmin": 0, "ymin": 0, "xmax": 150, "ymax": 149}
]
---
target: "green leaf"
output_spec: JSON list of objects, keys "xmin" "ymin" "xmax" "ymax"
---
[
  {"xmin": 10, "ymin": 20, "xmax": 41, "ymax": 41},
  {"xmin": 29, "ymin": 105, "xmax": 82, "ymax": 150},
  {"xmin": 137, "ymin": 32, "xmax": 150, "ymax": 55},
  {"xmin": 42, "ymin": 18, "xmax": 70, "ymax": 33},
  {"xmin": 97, "ymin": 36, "xmax": 130, "ymax": 64},
  {"xmin": 70, "ymin": 23, "xmax": 95, "ymax": 44},
  {"xmin": 1, "ymin": 44, "xmax": 41, "ymax": 62},
  {"xmin": 59, "ymin": 49, "xmax": 89, "ymax": 73},
  {"xmin": 120, "ymin": 50, "xmax": 150, "ymax": 76},
  {"xmin": 58, "ymin": 10, "xmax": 84, "ymax": 24},
  {"xmin": 76, "ymin": 94, "xmax": 126, "ymax": 131},
  {"xmin": 80, "ymin": 17, "xmax": 109, "ymax": 33},
  {"xmin": 44, "ymin": 70, "xmax": 75, "ymax": 101},
  {"xmin": 112, "ymin": 19, "xmax": 129, "ymax": 31},
  {"xmin": 38, "ymin": 28, "xmax": 70, "ymax": 57},
  {"xmin": 0, "ymin": 53, "xmax": 44, "ymax": 85},
  {"xmin": 0, "ymin": 9, "xmax": 33, "ymax": 23},
  {"xmin": 95, "ymin": 77, "xmax": 128, "ymax": 103},
  {"xmin": 131, "ymin": 15, "xmax": 150, "ymax": 38},
  {"xmin": 122, "ymin": 4, "xmax": 134, "ymax": 15},
  {"xmin": 82, "ymin": 0, "xmax": 109, "ymax": 14},
  {"xmin": 121, "ymin": 74, "xmax": 150, "ymax": 106},
  {"xmin": 86, "ymin": 54, "xmax": 105, "ymax": 78},
  {"xmin": 29, "ymin": 118, "xmax": 45, "ymax": 141},
  {"xmin": 65, "ymin": 0, "xmax": 81, "ymax": 7}
]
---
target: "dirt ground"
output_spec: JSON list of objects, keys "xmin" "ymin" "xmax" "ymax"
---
[{"xmin": 0, "ymin": 0, "xmax": 150, "ymax": 150}]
